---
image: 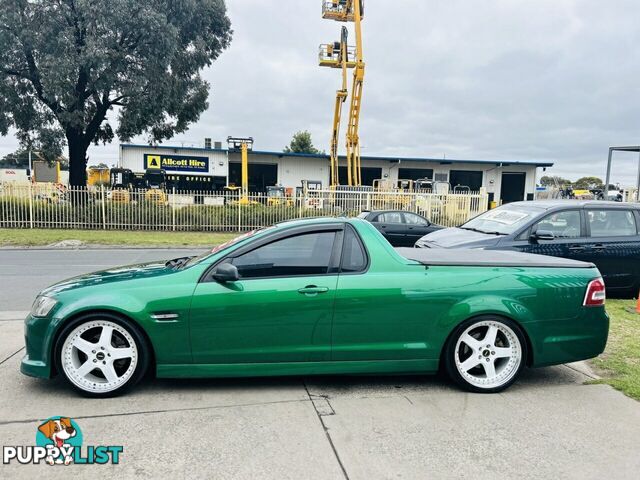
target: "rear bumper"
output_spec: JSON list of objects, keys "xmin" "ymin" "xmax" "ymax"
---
[{"xmin": 530, "ymin": 308, "xmax": 609, "ymax": 367}]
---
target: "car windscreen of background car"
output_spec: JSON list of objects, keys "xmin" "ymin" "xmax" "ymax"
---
[{"xmin": 462, "ymin": 205, "xmax": 544, "ymax": 235}]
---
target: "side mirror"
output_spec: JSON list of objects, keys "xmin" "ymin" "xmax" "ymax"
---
[
  {"xmin": 212, "ymin": 263, "xmax": 239, "ymax": 283},
  {"xmin": 530, "ymin": 230, "xmax": 555, "ymax": 243}
]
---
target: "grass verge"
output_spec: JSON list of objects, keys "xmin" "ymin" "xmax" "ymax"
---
[
  {"xmin": 590, "ymin": 299, "xmax": 640, "ymax": 400},
  {"xmin": 0, "ymin": 228, "xmax": 238, "ymax": 247}
]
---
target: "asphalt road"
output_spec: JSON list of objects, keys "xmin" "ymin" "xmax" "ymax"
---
[{"xmin": 1, "ymin": 248, "xmax": 639, "ymax": 479}]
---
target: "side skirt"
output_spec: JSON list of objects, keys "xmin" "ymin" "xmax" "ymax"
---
[{"xmin": 157, "ymin": 359, "xmax": 439, "ymax": 379}]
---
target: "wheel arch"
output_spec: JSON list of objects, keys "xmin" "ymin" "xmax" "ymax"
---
[{"xmin": 50, "ymin": 309, "xmax": 156, "ymax": 377}]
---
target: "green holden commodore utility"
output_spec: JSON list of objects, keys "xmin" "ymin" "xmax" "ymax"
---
[{"xmin": 21, "ymin": 217, "xmax": 609, "ymax": 397}]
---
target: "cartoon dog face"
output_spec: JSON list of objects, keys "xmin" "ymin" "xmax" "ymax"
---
[{"xmin": 38, "ymin": 418, "xmax": 76, "ymax": 448}]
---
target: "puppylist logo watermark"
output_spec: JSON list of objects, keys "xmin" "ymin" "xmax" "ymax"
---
[{"xmin": 2, "ymin": 416, "xmax": 123, "ymax": 466}]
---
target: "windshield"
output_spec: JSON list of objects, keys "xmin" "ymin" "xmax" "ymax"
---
[
  {"xmin": 461, "ymin": 204, "xmax": 543, "ymax": 235},
  {"xmin": 180, "ymin": 228, "xmax": 273, "ymax": 269}
]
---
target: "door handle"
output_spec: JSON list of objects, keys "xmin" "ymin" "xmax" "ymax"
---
[
  {"xmin": 298, "ymin": 285, "xmax": 329, "ymax": 295},
  {"xmin": 568, "ymin": 245, "xmax": 585, "ymax": 251},
  {"xmin": 592, "ymin": 244, "xmax": 607, "ymax": 250}
]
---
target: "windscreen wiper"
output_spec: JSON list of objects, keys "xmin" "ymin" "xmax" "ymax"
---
[
  {"xmin": 459, "ymin": 227, "xmax": 505, "ymax": 235},
  {"xmin": 165, "ymin": 256, "xmax": 193, "ymax": 269}
]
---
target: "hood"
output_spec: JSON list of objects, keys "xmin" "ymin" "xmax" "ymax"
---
[
  {"xmin": 41, "ymin": 260, "xmax": 175, "ymax": 297},
  {"xmin": 415, "ymin": 227, "xmax": 503, "ymax": 248}
]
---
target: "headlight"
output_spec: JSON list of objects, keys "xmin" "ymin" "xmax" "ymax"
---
[{"xmin": 31, "ymin": 296, "xmax": 57, "ymax": 318}]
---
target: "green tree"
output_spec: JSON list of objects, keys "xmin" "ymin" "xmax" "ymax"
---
[
  {"xmin": 573, "ymin": 176, "xmax": 604, "ymax": 189},
  {"xmin": 0, "ymin": 149, "xmax": 29, "ymax": 168},
  {"xmin": 539, "ymin": 175, "xmax": 573, "ymax": 187},
  {"xmin": 0, "ymin": 140, "xmax": 65, "ymax": 169},
  {"xmin": 283, "ymin": 131, "xmax": 321, "ymax": 154},
  {"xmin": 0, "ymin": 0, "xmax": 232, "ymax": 186}
]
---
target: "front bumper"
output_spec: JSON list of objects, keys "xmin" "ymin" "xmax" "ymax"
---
[
  {"xmin": 20, "ymin": 313, "xmax": 54, "ymax": 379},
  {"xmin": 20, "ymin": 355, "xmax": 51, "ymax": 378}
]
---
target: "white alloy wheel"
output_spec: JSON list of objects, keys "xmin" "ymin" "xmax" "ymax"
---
[
  {"xmin": 60, "ymin": 319, "xmax": 139, "ymax": 394},
  {"xmin": 454, "ymin": 319, "xmax": 522, "ymax": 389}
]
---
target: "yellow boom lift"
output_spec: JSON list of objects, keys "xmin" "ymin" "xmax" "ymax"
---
[
  {"xmin": 320, "ymin": 0, "xmax": 365, "ymax": 187},
  {"xmin": 319, "ymin": 26, "xmax": 354, "ymax": 187},
  {"xmin": 226, "ymin": 136, "xmax": 254, "ymax": 205}
]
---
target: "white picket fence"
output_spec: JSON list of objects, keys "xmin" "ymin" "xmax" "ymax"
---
[{"xmin": 0, "ymin": 183, "xmax": 488, "ymax": 231}]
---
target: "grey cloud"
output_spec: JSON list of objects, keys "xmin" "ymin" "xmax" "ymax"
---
[{"xmin": 2, "ymin": 0, "xmax": 639, "ymax": 183}]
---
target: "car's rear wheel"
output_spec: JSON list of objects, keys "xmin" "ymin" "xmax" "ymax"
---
[
  {"xmin": 55, "ymin": 314, "xmax": 149, "ymax": 397},
  {"xmin": 444, "ymin": 316, "xmax": 527, "ymax": 393}
]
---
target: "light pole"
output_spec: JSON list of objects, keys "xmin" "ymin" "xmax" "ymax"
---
[{"xmin": 27, "ymin": 149, "xmax": 41, "ymax": 182}]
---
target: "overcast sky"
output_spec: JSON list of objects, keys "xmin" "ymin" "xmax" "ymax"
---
[{"xmin": 2, "ymin": 0, "xmax": 640, "ymax": 184}]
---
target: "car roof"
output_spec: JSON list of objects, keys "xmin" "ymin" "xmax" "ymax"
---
[
  {"xmin": 275, "ymin": 216, "xmax": 370, "ymax": 229},
  {"xmin": 505, "ymin": 200, "xmax": 639, "ymax": 210},
  {"xmin": 275, "ymin": 216, "xmax": 345, "ymax": 228},
  {"xmin": 361, "ymin": 210, "xmax": 421, "ymax": 215}
]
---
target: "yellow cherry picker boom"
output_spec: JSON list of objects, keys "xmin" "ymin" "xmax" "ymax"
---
[
  {"xmin": 319, "ymin": 26, "xmax": 354, "ymax": 187},
  {"xmin": 226, "ymin": 136, "xmax": 253, "ymax": 205},
  {"xmin": 320, "ymin": 0, "xmax": 365, "ymax": 187}
]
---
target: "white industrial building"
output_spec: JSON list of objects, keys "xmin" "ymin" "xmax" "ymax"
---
[{"xmin": 119, "ymin": 143, "xmax": 553, "ymax": 204}]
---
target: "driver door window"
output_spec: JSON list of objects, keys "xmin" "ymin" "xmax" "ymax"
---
[
  {"xmin": 231, "ymin": 232, "xmax": 337, "ymax": 278},
  {"xmin": 532, "ymin": 210, "xmax": 582, "ymax": 238},
  {"xmin": 403, "ymin": 213, "xmax": 429, "ymax": 225},
  {"xmin": 515, "ymin": 209, "xmax": 588, "ymax": 261}
]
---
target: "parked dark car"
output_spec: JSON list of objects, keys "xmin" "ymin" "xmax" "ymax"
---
[
  {"xmin": 415, "ymin": 200, "xmax": 640, "ymax": 297},
  {"xmin": 358, "ymin": 210, "xmax": 443, "ymax": 246}
]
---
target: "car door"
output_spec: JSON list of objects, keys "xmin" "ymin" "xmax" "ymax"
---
[
  {"xmin": 509, "ymin": 208, "xmax": 591, "ymax": 261},
  {"xmin": 402, "ymin": 212, "xmax": 432, "ymax": 246},
  {"xmin": 189, "ymin": 227, "xmax": 341, "ymax": 364},
  {"xmin": 372, "ymin": 212, "xmax": 406, "ymax": 246},
  {"xmin": 584, "ymin": 208, "xmax": 640, "ymax": 292}
]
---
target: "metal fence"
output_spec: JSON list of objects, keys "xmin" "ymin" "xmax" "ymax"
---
[{"xmin": 0, "ymin": 183, "xmax": 488, "ymax": 232}]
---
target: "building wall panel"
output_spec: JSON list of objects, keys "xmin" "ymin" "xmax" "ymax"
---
[{"xmin": 120, "ymin": 144, "xmax": 543, "ymax": 201}]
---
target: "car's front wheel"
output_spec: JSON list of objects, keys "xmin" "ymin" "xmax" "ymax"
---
[
  {"xmin": 55, "ymin": 314, "xmax": 149, "ymax": 397},
  {"xmin": 444, "ymin": 316, "xmax": 527, "ymax": 393}
]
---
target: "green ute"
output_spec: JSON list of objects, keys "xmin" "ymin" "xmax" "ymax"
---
[{"xmin": 21, "ymin": 217, "xmax": 608, "ymax": 396}]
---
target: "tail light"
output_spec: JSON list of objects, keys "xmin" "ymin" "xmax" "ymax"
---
[{"xmin": 583, "ymin": 278, "xmax": 606, "ymax": 306}]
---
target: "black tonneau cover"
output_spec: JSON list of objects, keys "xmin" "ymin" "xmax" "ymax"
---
[{"xmin": 395, "ymin": 247, "xmax": 595, "ymax": 268}]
